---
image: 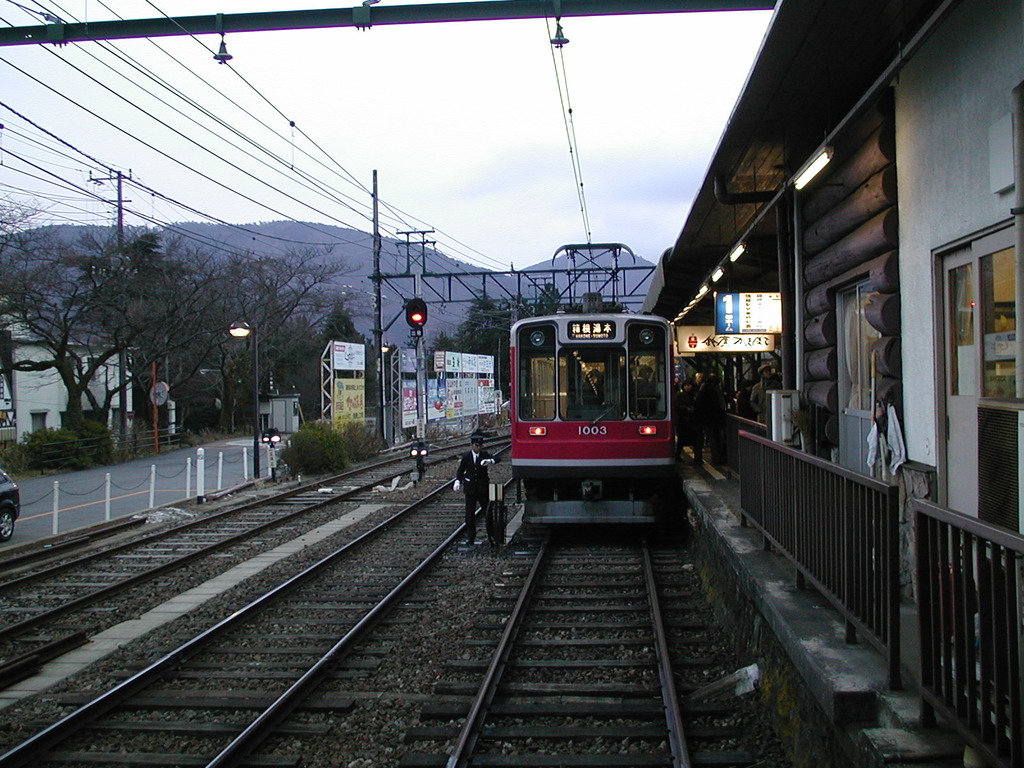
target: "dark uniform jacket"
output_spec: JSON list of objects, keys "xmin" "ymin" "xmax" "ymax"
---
[{"xmin": 455, "ymin": 449, "xmax": 499, "ymax": 495}]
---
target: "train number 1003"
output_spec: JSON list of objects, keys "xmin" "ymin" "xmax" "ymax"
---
[{"xmin": 578, "ymin": 425, "xmax": 608, "ymax": 436}]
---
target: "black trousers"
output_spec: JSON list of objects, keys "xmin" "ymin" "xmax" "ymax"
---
[{"xmin": 464, "ymin": 489, "xmax": 488, "ymax": 541}]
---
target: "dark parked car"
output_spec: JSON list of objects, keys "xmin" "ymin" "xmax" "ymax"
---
[{"xmin": 0, "ymin": 468, "xmax": 19, "ymax": 542}]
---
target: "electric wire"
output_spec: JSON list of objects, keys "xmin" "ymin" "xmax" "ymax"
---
[
  {"xmin": 546, "ymin": 17, "xmax": 592, "ymax": 245},
  {"xmin": 1, "ymin": 1, "xmax": 512, "ymax": 275}
]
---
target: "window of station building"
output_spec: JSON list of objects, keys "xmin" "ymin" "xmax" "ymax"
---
[
  {"xmin": 981, "ymin": 246, "xmax": 1015, "ymax": 398},
  {"xmin": 839, "ymin": 282, "xmax": 881, "ymax": 412},
  {"xmin": 517, "ymin": 324, "xmax": 556, "ymax": 420},
  {"xmin": 949, "ymin": 261, "xmax": 977, "ymax": 397},
  {"xmin": 627, "ymin": 323, "xmax": 667, "ymax": 419},
  {"xmin": 558, "ymin": 347, "xmax": 626, "ymax": 421}
]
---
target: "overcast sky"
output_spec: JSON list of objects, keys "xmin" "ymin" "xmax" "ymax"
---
[{"xmin": 0, "ymin": 1, "xmax": 771, "ymax": 273}]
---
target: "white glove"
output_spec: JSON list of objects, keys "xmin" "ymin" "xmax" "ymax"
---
[
  {"xmin": 481, "ymin": 458, "xmax": 494, "ymax": 466},
  {"xmin": 453, "ymin": 480, "xmax": 461, "ymax": 492}
]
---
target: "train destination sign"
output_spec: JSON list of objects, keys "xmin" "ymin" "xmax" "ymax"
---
[
  {"xmin": 715, "ymin": 292, "xmax": 783, "ymax": 334},
  {"xmin": 567, "ymin": 321, "xmax": 616, "ymax": 340},
  {"xmin": 674, "ymin": 326, "xmax": 776, "ymax": 355}
]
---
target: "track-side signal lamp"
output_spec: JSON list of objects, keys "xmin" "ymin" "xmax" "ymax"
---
[{"xmin": 405, "ymin": 298, "xmax": 427, "ymax": 335}]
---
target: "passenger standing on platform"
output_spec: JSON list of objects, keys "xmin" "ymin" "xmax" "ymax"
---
[
  {"xmin": 735, "ymin": 379, "xmax": 757, "ymax": 420},
  {"xmin": 453, "ymin": 433, "xmax": 499, "ymax": 544},
  {"xmin": 750, "ymin": 364, "xmax": 782, "ymax": 425},
  {"xmin": 674, "ymin": 378, "xmax": 700, "ymax": 464},
  {"xmin": 694, "ymin": 373, "xmax": 728, "ymax": 465}
]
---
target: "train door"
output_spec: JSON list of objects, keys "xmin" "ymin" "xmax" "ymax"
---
[{"xmin": 558, "ymin": 347, "xmax": 625, "ymax": 421}]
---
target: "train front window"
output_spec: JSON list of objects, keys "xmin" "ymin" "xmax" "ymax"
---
[
  {"xmin": 559, "ymin": 348, "xmax": 626, "ymax": 421},
  {"xmin": 517, "ymin": 324, "xmax": 556, "ymax": 420},
  {"xmin": 628, "ymin": 323, "xmax": 667, "ymax": 419}
]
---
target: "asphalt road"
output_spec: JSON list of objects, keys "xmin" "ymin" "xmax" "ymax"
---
[{"xmin": 2, "ymin": 438, "xmax": 280, "ymax": 546}]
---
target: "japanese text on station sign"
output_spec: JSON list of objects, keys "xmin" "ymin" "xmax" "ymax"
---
[{"xmin": 715, "ymin": 292, "xmax": 782, "ymax": 334}]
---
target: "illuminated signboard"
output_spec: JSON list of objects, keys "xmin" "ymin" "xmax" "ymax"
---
[
  {"xmin": 675, "ymin": 326, "xmax": 776, "ymax": 355},
  {"xmin": 567, "ymin": 321, "xmax": 616, "ymax": 340},
  {"xmin": 715, "ymin": 292, "xmax": 783, "ymax": 334}
]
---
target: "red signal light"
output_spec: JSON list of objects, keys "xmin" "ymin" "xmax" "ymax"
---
[{"xmin": 405, "ymin": 298, "xmax": 428, "ymax": 330}]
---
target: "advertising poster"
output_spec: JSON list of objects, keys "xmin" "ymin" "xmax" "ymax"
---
[
  {"xmin": 331, "ymin": 341, "xmax": 365, "ymax": 372},
  {"xmin": 332, "ymin": 379, "xmax": 365, "ymax": 427},
  {"xmin": 478, "ymin": 378, "xmax": 497, "ymax": 415},
  {"xmin": 401, "ymin": 386, "xmax": 418, "ymax": 429},
  {"xmin": 428, "ymin": 379, "xmax": 446, "ymax": 422},
  {"xmin": 0, "ymin": 372, "xmax": 14, "ymax": 442}
]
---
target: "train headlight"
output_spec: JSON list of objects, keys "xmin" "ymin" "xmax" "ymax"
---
[
  {"xmin": 528, "ymin": 426, "xmax": 547, "ymax": 436},
  {"xmin": 638, "ymin": 328, "xmax": 655, "ymax": 345},
  {"xmin": 638, "ymin": 425, "xmax": 658, "ymax": 435}
]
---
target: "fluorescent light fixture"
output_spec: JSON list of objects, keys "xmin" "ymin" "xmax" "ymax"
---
[
  {"xmin": 794, "ymin": 147, "xmax": 833, "ymax": 190},
  {"xmin": 728, "ymin": 242, "xmax": 746, "ymax": 262},
  {"xmin": 696, "ymin": 284, "xmax": 709, "ymax": 299},
  {"xmin": 711, "ymin": 266, "xmax": 725, "ymax": 283}
]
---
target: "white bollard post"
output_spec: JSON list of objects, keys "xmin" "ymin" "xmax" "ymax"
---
[
  {"xmin": 52, "ymin": 480, "xmax": 59, "ymax": 535},
  {"xmin": 186, "ymin": 458, "xmax": 192, "ymax": 500},
  {"xmin": 197, "ymin": 448, "xmax": 206, "ymax": 502},
  {"xmin": 243, "ymin": 447, "xmax": 250, "ymax": 480},
  {"xmin": 217, "ymin": 451, "xmax": 224, "ymax": 490},
  {"xmin": 149, "ymin": 465, "xmax": 157, "ymax": 509},
  {"xmin": 104, "ymin": 473, "xmax": 111, "ymax": 521}
]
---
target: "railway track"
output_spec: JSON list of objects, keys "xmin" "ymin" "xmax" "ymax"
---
[
  {"xmin": 0, "ymin": 467, "xmax": 505, "ymax": 766},
  {"xmin": 401, "ymin": 530, "xmax": 755, "ymax": 767},
  {"xmin": 0, "ymin": 439, "xmax": 507, "ymax": 691}
]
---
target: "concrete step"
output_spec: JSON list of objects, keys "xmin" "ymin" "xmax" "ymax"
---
[{"xmin": 855, "ymin": 726, "xmax": 965, "ymax": 768}]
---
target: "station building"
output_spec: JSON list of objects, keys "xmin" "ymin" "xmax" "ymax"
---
[{"xmin": 643, "ymin": 1, "xmax": 1024, "ymax": 765}]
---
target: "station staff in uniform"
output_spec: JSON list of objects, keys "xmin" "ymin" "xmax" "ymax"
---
[{"xmin": 453, "ymin": 432, "xmax": 499, "ymax": 544}]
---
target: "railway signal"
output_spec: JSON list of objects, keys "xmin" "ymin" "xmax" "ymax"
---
[{"xmin": 405, "ymin": 298, "xmax": 427, "ymax": 336}]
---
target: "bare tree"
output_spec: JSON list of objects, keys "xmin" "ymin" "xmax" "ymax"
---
[{"xmin": 0, "ymin": 214, "xmax": 347, "ymax": 432}]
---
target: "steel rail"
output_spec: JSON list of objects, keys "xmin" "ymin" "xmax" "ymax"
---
[
  {"xmin": 445, "ymin": 527, "xmax": 551, "ymax": 768},
  {"xmin": 0, "ymin": 440, "xmax": 451, "ymax": 586},
  {"xmin": 0, "ymin": 444, "xmax": 472, "ymax": 643},
  {"xmin": 0, "ymin": 473, "xmax": 464, "ymax": 768},
  {"xmin": 641, "ymin": 538, "xmax": 693, "ymax": 768},
  {"xmin": 206, "ymin": 478, "xmax": 471, "ymax": 768},
  {"xmin": 0, "ymin": 437, "xmax": 493, "ymax": 620}
]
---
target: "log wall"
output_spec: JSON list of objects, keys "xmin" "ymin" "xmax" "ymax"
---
[{"xmin": 800, "ymin": 95, "xmax": 901, "ymax": 447}]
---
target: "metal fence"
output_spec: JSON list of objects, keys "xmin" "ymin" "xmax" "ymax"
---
[
  {"xmin": 725, "ymin": 414, "xmax": 766, "ymax": 474},
  {"xmin": 20, "ymin": 427, "xmax": 186, "ymax": 472},
  {"xmin": 738, "ymin": 430, "xmax": 902, "ymax": 687},
  {"xmin": 914, "ymin": 498, "xmax": 1023, "ymax": 768}
]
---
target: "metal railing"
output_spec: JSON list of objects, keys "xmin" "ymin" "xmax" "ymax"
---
[
  {"xmin": 20, "ymin": 428, "xmax": 187, "ymax": 472},
  {"xmin": 914, "ymin": 499, "xmax": 1023, "ymax": 768},
  {"xmin": 725, "ymin": 414, "xmax": 766, "ymax": 474},
  {"xmin": 738, "ymin": 430, "xmax": 902, "ymax": 687}
]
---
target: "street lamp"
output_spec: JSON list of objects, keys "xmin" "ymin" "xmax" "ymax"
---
[{"xmin": 229, "ymin": 321, "xmax": 261, "ymax": 481}]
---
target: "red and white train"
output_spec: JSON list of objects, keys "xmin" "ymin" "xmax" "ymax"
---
[{"xmin": 510, "ymin": 312, "xmax": 681, "ymax": 524}]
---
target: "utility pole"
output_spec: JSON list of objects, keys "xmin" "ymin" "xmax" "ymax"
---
[
  {"xmin": 396, "ymin": 230, "xmax": 434, "ymax": 443},
  {"xmin": 91, "ymin": 169, "xmax": 131, "ymax": 444},
  {"xmin": 372, "ymin": 170, "xmax": 386, "ymax": 443}
]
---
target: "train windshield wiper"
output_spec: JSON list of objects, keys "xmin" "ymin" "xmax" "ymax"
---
[{"xmin": 591, "ymin": 406, "xmax": 613, "ymax": 425}]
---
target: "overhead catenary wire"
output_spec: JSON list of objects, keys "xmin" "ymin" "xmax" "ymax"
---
[
  {"xmin": 0, "ymin": 1, "xmax": 513, "ymax": 276},
  {"xmin": 546, "ymin": 16, "xmax": 592, "ymax": 245},
  {"xmin": 88, "ymin": 0, "xmax": 512, "ymax": 273}
]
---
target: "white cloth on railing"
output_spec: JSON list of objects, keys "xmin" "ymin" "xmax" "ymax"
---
[
  {"xmin": 886, "ymin": 404, "xmax": 906, "ymax": 474},
  {"xmin": 866, "ymin": 404, "xmax": 907, "ymax": 476}
]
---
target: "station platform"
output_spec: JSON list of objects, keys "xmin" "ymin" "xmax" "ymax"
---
[{"xmin": 678, "ymin": 453, "xmax": 967, "ymax": 768}]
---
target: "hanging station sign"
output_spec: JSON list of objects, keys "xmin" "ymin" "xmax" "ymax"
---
[
  {"xmin": 715, "ymin": 292, "xmax": 783, "ymax": 334},
  {"xmin": 675, "ymin": 326, "xmax": 776, "ymax": 355}
]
